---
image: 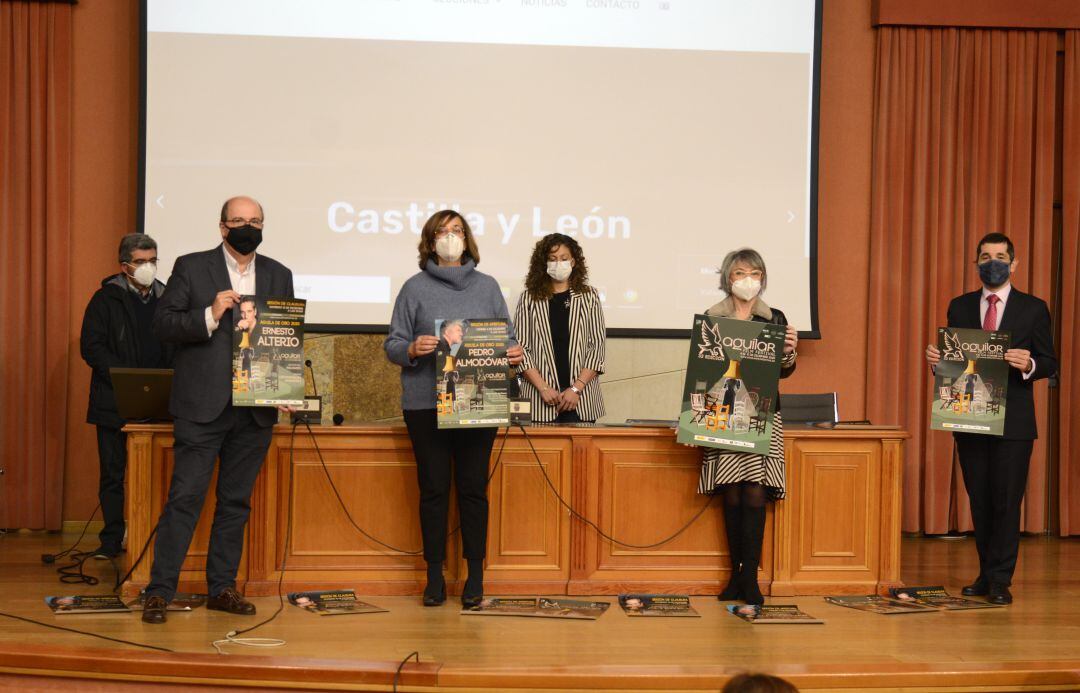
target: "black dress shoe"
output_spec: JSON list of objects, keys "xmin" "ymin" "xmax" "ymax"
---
[
  {"xmin": 90, "ymin": 545, "xmax": 124, "ymax": 560},
  {"xmin": 461, "ymin": 594, "xmax": 483, "ymax": 609},
  {"xmin": 207, "ymin": 587, "xmax": 256, "ymax": 615},
  {"xmin": 141, "ymin": 595, "xmax": 168, "ymax": 624},
  {"xmin": 961, "ymin": 580, "xmax": 988, "ymax": 597},
  {"xmin": 987, "ymin": 584, "xmax": 1013, "ymax": 605}
]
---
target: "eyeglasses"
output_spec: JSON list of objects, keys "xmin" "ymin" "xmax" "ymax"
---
[
  {"xmin": 731, "ymin": 269, "xmax": 763, "ymax": 280},
  {"xmin": 435, "ymin": 225, "xmax": 465, "ymax": 238},
  {"xmin": 125, "ymin": 258, "xmax": 158, "ymax": 267},
  {"xmin": 223, "ymin": 217, "xmax": 264, "ymax": 228}
]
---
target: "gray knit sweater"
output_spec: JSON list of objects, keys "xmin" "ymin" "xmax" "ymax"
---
[{"xmin": 384, "ymin": 258, "xmax": 517, "ymax": 410}]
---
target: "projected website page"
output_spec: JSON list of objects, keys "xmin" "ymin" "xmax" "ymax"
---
[{"xmin": 144, "ymin": 0, "xmax": 818, "ymax": 331}]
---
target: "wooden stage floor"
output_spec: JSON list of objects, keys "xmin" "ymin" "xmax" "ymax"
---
[{"xmin": 0, "ymin": 531, "xmax": 1078, "ymax": 692}]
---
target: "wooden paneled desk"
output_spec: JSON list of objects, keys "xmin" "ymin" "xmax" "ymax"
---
[{"xmin": 122, "ymin": 423, "xmax": 907, "ymax": 597}]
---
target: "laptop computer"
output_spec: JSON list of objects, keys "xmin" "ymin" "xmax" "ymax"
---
[{"xmin": 109, "ymin": 368, "xmax": 174, "ymax": 421}]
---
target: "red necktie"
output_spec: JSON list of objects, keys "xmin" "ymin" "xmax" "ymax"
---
[{"xmin": 983, "ymin": 294, "xmax": 999, "ymax": 331}]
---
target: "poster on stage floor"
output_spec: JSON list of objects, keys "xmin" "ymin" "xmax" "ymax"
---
[
  {"xmin": 461, "ymin": 597, "xmax": 610, "ymax": 620},
  {"xmin": 618, "ymin": 594, "xmax": 700, "ymax": 617},
  {"xmin": 288, "ymin": 590, "xmax": 387, "ymax": 616},
  {"xmin": 931, "ymin": 327, "xmax": 1010, "ymax": 436},
  {"xmin": 890, "ymin": 586, "xmax": 1001, "ymax": 611},
  {"xmin": 231, "ymin": 296, "xmax": 307, "ymax": 407},
  {"xmin": 435, "ymin": 318, "xmax": 510, "ymax": 429},
  {"xmin": 676, "ymin": 314, "xmax": 785, "ymax": 455},
  {"xmin": 727, "ymin": 604, "xmax": 824, "ymax": 624},
  {"xmin": 45, "ymin": 595, "xmax": 130, "ymax": 615},
  {"xmin": 824, "ymin": 595, "xmax": 938, "ymax": 615}
]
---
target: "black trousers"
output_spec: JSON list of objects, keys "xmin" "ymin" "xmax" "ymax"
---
[
  {"xmin": 96, "ymin": 425, "xmax": 127, "ymax": 551},
  {"xmin": 955, "ymin": 433, "xmax": 1034, "ymax": 587},
  {"xmin": 403, "ymin": 409, "xmax": 497, "ymax": 564},
  {"xmin": 146, "ymin": 406, "xmax": 273, "ymax": 601}
]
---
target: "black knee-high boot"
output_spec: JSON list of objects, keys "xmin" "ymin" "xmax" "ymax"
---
[
  {"xmin": 423, "ymin": 561, "xmax": 446, "ymax": 606},
  {"xmin": 462, "ymin": 558, "xmax": 484, "ymax": 608},
  {"xmin": 739, "ymin": 505, "xmax": 766, "ymax": 605},
  {"xmin": 718, "ymin": 502, "xmax": 743, "ymax": 600}
]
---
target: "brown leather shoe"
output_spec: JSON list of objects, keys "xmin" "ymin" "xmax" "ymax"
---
[
  {"xmin": 207, "ymin": 587, "xmax": 256, "ymax": 615},
  {"xmin": 141, "ymin": 595, "xmax": 168, "ymax": 624}
]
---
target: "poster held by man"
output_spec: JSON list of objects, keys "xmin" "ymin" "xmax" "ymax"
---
[
  {"xmin": 231, "ymin": 296, "xmax": 307, "ymax": 407},
  {"xmin": 931, "ymin": 327, "xmax": 1010, "ymax": 436}
]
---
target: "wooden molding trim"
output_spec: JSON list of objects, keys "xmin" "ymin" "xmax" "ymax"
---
[{"xmin": 872, "ymin": 0, "xmax": 1080, "ymax": 29}]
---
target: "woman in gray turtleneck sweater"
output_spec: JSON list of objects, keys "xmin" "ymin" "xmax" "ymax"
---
[{"xmin": 384, "ymin": 210, "xmax": 523, "ymax": 608}]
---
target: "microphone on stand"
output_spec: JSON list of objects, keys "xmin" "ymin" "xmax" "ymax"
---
[{"xmin": 292, "ymin": 358, "xmax": 323, "ymax": 424}]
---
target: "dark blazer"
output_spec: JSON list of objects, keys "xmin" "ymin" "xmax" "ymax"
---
[
  {"xmin": 946, "ymin": 288, "xmax": 1057, "ymax": 440},
  {"xmin": 153, "ymin": 245, "xmax": 294, "ymax": 426},
  {"xmin": 80, "ymin": 275, "xmax": 175, "ymax": 427}
]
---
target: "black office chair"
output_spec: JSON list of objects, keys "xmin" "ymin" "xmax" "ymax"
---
[{"xmin": 780, "ymin": 393, "xmax": 838, "ymax": 425}]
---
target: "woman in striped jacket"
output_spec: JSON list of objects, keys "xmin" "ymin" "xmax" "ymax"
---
[
  {"xmin": 513, "ymin": 233, "xmax": 606, "ymax": 423},
  {"xmin": 700, "ymin": 248, "xmax": 798, "ymax": 605}
]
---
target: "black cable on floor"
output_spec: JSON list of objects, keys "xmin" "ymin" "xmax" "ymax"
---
[
  {"xmin": 112, "ymin": 527, "xmax": 158, "ymax": 593},
  {"xmin": 516, "ymin": 423, "xmax": 716, "ymax": 549},
  {"xmin": 0, "ymin": 611, "xmax": 173, "ymax": 653},
  {"xmin": 42, "ymin": 504, "xmax": 100, "ymax": 565},
  {"xmin": 393, "ymin": 651, "xmax": 420, "ymax": 692}
]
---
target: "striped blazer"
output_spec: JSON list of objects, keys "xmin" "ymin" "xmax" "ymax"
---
[{"xmin": 513, "ymin": 287, "xmax": 606, "ymax": 422}]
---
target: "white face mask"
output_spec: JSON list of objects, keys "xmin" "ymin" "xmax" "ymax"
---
[
  {"xmin": 434, "ymin": 233, "xmax": 464, "ymax": 263},
  {"xmin": 546, "ymin": 260, "xmax": 573, "ymax": 282},
  {"xmin": 127, "ymin": 262, "xmax": 157, "ymax": 288},
  {"xmin": 730, "ymin": 277, "xmax": 761, "ymax": 301}
]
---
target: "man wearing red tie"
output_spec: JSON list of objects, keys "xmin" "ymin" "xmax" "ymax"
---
[{"xmin": 925, "ymin": 233, "xmax": 1057, "ymax": 604}]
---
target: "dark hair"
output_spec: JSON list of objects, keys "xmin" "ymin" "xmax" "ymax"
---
[
  {"xmin": 417, "ymin": 210, "xmax": 480, "ymax": 269},
  {"xmin": 524, "ymin": 233, "xmax": 590, "ymax": 300},
  {"xmin": 118, "ymin": 233, "xmax": 157, "ymax": 264},
  {"xmin": 722, "ymin": 673, "xmax": 799, "ymax": 693},
  {"xmin": 220, "ymin": 196, "xmax": 265, "ymax": 223},
  {"xmin": 975, "ymin": 233, "xmax": 1014, "ymax": 262}
]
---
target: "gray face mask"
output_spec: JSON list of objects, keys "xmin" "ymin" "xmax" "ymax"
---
[{"xmin": 977, "ymin": 259, "xmax": 1010, "ymax": 287}]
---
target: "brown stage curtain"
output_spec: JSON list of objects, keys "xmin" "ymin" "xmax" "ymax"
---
[
  {"xmin": 867, "ymin": 28, "xmax": 1058, "ymax": 534},
  {"xmin": 0, "ymin": 1, "xmax": 73, "ymax": 529},
  {"xmin": 1060, "ymin": 32, "xmax": 1080, "ymax": 536}
]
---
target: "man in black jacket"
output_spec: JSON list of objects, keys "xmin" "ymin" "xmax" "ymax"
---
[
  {"xmin": 142, "ymin": 196, "xmax": 294, "ymax": 624},
  {"xmin": 79, "ymin": 233, "xmax": 173, "ymax": 559},
  {"xmin": 926, "ymin": 232, "xmax": 1058, "ymax": 604}
]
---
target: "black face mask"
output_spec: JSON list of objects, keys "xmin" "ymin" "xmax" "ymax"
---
[
  {"xmin": 226, "ymin": 225, "xmax": 263, "ymax": 255},
  {"xmin": 977, "ymin": 259, "xmax": 1010, "ymax": 287}
]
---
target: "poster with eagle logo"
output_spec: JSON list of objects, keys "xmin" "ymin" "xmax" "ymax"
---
[
  {"xmin": 676, "ymin": 314, "xmax": 785, "ymax": 454},
  {"xmin": 931, "ymin": 327, "xmax": 1010, "ymax": 436}
]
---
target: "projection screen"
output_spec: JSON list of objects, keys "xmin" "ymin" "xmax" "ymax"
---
[{"xmin": 141, "ymin": 0, "xmax": 822, "ymax": 335}]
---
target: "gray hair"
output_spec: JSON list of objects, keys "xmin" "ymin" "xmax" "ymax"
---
[
  {"xmin": 440, "ymin": 319, "xmax": 466, "ymax": 337},
  {"xmin": 118, "ymin": 233, "xmax": 157, "ymax": 264},
  {"xmin": 717, "ymin": 248, "xmax": 768, "ymax": 294}
]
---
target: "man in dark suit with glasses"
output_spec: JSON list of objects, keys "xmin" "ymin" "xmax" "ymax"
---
[{"xmin": 141, "ymin": 196, "xmax": 294, "ymax": 624}]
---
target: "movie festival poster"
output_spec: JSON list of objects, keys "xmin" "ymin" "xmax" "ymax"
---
[
  {"xmin": 677, "ymin": 314, "xmax": 786, "ymax": 455},
  {"xmin": 435, "ymin": 318, "xmax": 510, "ymax": 428},
  {"xmin": 231, "ymin": 296, "xmax": 307, "ymax": 407},
  {"xmin": 931, "ymin": 327, "xmax": 1010, "ymax": 436}
]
